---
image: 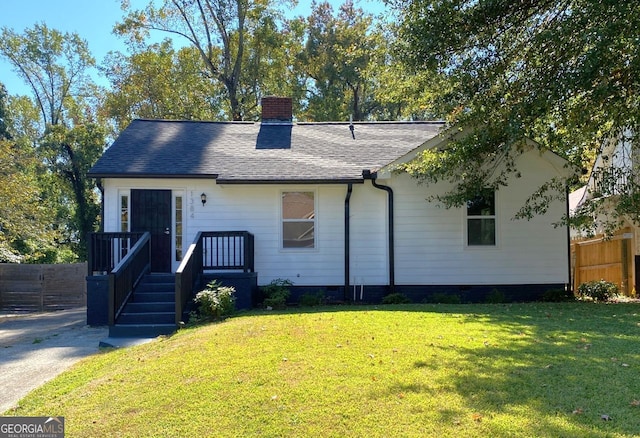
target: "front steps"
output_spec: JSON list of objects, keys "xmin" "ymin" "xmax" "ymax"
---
[{"xmin": 109, "ymin": 274, "xmax": 177, "ymax": 338}]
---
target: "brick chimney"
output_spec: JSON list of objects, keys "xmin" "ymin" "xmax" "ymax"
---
[{"xmin": 261, "ymin": 96, "xmax": 293, "ymax": 123}]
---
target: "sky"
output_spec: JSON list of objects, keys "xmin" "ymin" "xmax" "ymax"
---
[{"xmin": 0, "ymin": 0, "xmax": 388, "ymax": 97}]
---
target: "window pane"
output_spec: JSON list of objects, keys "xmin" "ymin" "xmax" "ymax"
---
[
  {"xmin": 120, "ymin": 195, "xmax": 129, "ymax": 232},
  {"xmin": 467, "ymin": 191, "xmax": 495, "ymax": 216},
  {"xmin": 283, "ymin": 192, "xmax": 314, "ymax": 219},
  {"xmin": 468, "ymin": 218, "xmax": 496, "ymax": 245},
  {"xmin": 175, "ymin": 196, "xmax": 183, "ymax": 261},
  {"xmin": 283, "ymin": 222, "xmax": 315, "ymax": 248}
]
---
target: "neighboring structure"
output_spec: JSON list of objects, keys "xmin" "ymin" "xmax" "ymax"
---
[
  {"xmin": 570, "ymin": 132, "xmax": 639, "ymax": 295},
  {"xmin": 87, "ymin": 97, "xmax": 573, "ymax": 335}
]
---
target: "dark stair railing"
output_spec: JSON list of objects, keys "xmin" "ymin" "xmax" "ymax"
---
[
  {"xmin": 87, "ymin": 232, "xmax": 147, "ymax": 275},
  {"xmin": 107, "ymin": 232, "xmax": 152, "ymax": 325},
  {"xmin": 176, "ymin": 231, "xmax": 254, "ymax": 325}
]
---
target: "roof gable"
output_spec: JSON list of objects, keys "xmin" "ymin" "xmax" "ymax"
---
[{"xmin": 377, "ymin": 126, "xmax": 575, "ymax": 179}]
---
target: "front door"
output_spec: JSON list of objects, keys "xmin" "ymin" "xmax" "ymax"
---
[{"xmin": 131, "ymin": 189, "xmax": 172, "ymax": 273}]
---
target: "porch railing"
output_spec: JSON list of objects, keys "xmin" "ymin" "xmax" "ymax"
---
[
  {"xmin": 591, "ymin": 166, "xmax": 631, "ymax": 197},
  {"xmin": 176, "ymin": 231, "xmax": 254, "ymax": 324},
  {"xmin": 108, "ymin": 232, "xmax": 151, "ymax": 325},
  {"xmin": 87, "ymin": 232, "xmax": 146, "ymax": 275}
]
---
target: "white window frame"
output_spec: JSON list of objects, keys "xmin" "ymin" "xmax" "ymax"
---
[
  {"xmin": 173, "ymin": 191, "xmax": 185, "ymax": 263},
  {"xmin": 465, "ymin": 189, "xmax": 498, "ymax": 248},
  {"xmin": 118, "ymin": 190, "xmax": 131, "ymax": 232},
  {"xmin": 281, "ymin": 190, "xmax": 317, "ymax": 250}
]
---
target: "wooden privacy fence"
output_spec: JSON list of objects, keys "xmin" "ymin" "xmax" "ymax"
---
[
  {"xmin": 571, "ymin": 229, "xmax": 635, "ymax": 296},
  {"xmin": 0, "ymin": 263, "xmax": 87, "ymax": 312}
]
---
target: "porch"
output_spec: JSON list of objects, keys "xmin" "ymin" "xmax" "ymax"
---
[{"xmin": 86, "ymin": 231, "xmax": 256, "ymax": 337}]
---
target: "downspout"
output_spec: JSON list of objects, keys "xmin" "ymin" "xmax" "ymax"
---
[
  {"xmin": 344, "ymin": 183, "xmax": 353, "ymax": 301},
  {"xmin": 365, "ymin": 171, "xmax": 395, "ymax": 293}
]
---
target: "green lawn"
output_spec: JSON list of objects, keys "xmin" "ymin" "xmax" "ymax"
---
[{"xmin": 6, "ymin": 302, "xmax": 640, "ymax": 437}]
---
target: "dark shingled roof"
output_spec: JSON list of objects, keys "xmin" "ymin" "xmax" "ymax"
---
[{"xmin": 89, "ymin": 119, "xmax": 445, "ymax": 182}]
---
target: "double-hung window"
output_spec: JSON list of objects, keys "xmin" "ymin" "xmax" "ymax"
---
[
  {"xmin": 282, "ymin": 191, "xmax": 315, "ymax": 248},
  {"xmin": 466, "ymin": 190, "xmax": 496, "ymax": 246}
]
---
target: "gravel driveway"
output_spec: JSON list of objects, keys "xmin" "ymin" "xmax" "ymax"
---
[{"xmin": 0, "ymin": 308, "xmax": 108, "ymax": 413}]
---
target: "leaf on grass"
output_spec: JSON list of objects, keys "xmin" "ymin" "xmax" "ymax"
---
[
  {"xmin": 572, "ymin": 408, "xmax": 583, "ymax": 415},
  {"xmin": 631, "ymin": 400, "xmax": 640, "ymax": 407},
  {"xmin": 472, "ymin": 413, "xmax": 483, "ymax": 422},
  {"xmin": 601, "ymin": 414, "xmax": 612, "ymax": 421},
  {"xmin": 271, "ymin": 395, "xmax": 278, "ymax": 401}
]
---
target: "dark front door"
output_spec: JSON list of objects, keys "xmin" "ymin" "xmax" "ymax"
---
[{"xmin": 131, "ymin": 189, "xmax": 172, "ymax": 273}]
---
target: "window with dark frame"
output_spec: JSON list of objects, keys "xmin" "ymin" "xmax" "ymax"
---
[
  {"xmin": 466, "ymin": 190, "xmax": 496, "ymax": 246},
  {"xmin": 282, "ymin": 191, "xmax": 315, "ymax": 248}
]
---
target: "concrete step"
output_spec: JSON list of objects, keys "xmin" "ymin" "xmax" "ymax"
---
[
  {"xmin": 131, "ymin": 292, "xmax": 174, "ymax": 303},
  {"xmin": 136, "ymin": 279, "xmax": 176, "ymax": 292},
  {"xmin": 143, "ymin": 274, "xmax": 176, "ymax": 283},
  {"xmin": 118, "ymin": 311, "xmax": 175, "ymax": 325},
  {"xmin": 124, "ymin": 302, "xmax": 175, "ymax": 313},
  {"xmin": 109, "ymin": 324, "xmax": 177, "ymax": 338}
]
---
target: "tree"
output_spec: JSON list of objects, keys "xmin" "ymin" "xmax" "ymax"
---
[
  {"xmin": 0, "ymin": 94, "xmax": 62, "ymax": 262},
  {"xmin": 0, "ymin": 24, "xmax": 95, "ymax": 126},
  {"xmin": 0, "ymin": 24, "xmax": 105, "ymax": 259},
  {"xmin": 102, "ymin": 41, "xmax": 226, "ymax": 131},
  {"xmin": 39, "ymin": 122, "xmax": 105, "ymax": 258},
  {"xmin": 396, "ymin": 0, "xmax": 640, "ymax": 222},
  {"xmin": 0, "ymin": 83, "xmax": 11, "ymax": 140},
  {"xmin": 116, "ymin": 0, "xmax": 290, "ymax": 121},
  {"xmin": 295, "ymin": 1, "xmax": 382, "ymax": 121}
]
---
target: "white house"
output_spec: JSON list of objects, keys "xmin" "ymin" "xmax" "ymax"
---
[
  {"xmin": 570, "ymin": 131, "xmax": 638, "ymax": 294},
  {"xmin": 87, "ymin": 97, "xmax": 573, "ymax": 335}
]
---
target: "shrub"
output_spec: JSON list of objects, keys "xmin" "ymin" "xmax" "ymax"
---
[
  {"xmin": 485, "ymin": 288, "xmax": 507, "ymax": 304},
  {"xmin": 542, "ymin": 288, "xmax": 574, "ymax": 302},
  {"xmin": 194, "ymin": 280, "xmax": 236, "ymax": 320},
  {"xmin": 577, "ymin": 280, "xmax": 619, "ymax": 301},
  {"xmin": 300, "ymin": 291, "xmax": 325, "ymax": 307},
  {"xmin": 426, "ymin": 292, "xmax": 462, "ymax": 304},
  {"xmin": 381, "ymin": 292, "xmax": 412, "ymax": 304},
  {"xmin": 261, "ymin": 278, "xmax": 292, "ymax": 309}
]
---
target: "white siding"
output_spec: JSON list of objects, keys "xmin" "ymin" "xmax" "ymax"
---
[
  {"xmin": 101, "ymin": 147, "xmax": 569, "ymax": 286},
  {"xmin": 102, "ymin": 179, "xmax": 348, "ymax": 285},
  {"xmin": 349, "ymin": 184, "xmax": 388, "ymax": 285},
  {"xmin": 389, "ymin": 148, "xmax": 569, "ymax": 285}
]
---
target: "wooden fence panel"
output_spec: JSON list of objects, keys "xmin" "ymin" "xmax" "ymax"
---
[
  {"xmin": 572, "ymin": 229, "xmax": 634, "ymax": 295},
  {"xmin": 0, "ymin": 263, "xmax": 87, "ymax": 312}
]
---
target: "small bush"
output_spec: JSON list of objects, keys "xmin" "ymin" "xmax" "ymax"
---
[
  {"xmin": 261, "ymin": 278, "xmax": 292, "ymax": 309},
  {"xmin": 381, "ymin": 292, "xmax": 412, "ymax": 304},
  {"xmin": 426, "ymin": 292, "xmax": 462, "ymax": 304},
  {"xmin": 485, "ymin": 288, "xmax": 507, "ymax": 304},
  {"xmin": 577, "ymin": 280, "xmax": 619, "ymax": 301},
  {"xmin": 300, "ymin": 291, "xmax": 325, "ymax": 307},
  {"xmin": 542, "ymin": 288, "xmax": 574, "ymax": 302},
  {"xmin": 194, "ymin": 280, "xmax": 236, "ymax": 320}
]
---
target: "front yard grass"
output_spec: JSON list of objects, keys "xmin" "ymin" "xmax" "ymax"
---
[{"xmin": 6, "ymin": 302, "xmax": 640, "ymax": 437}]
